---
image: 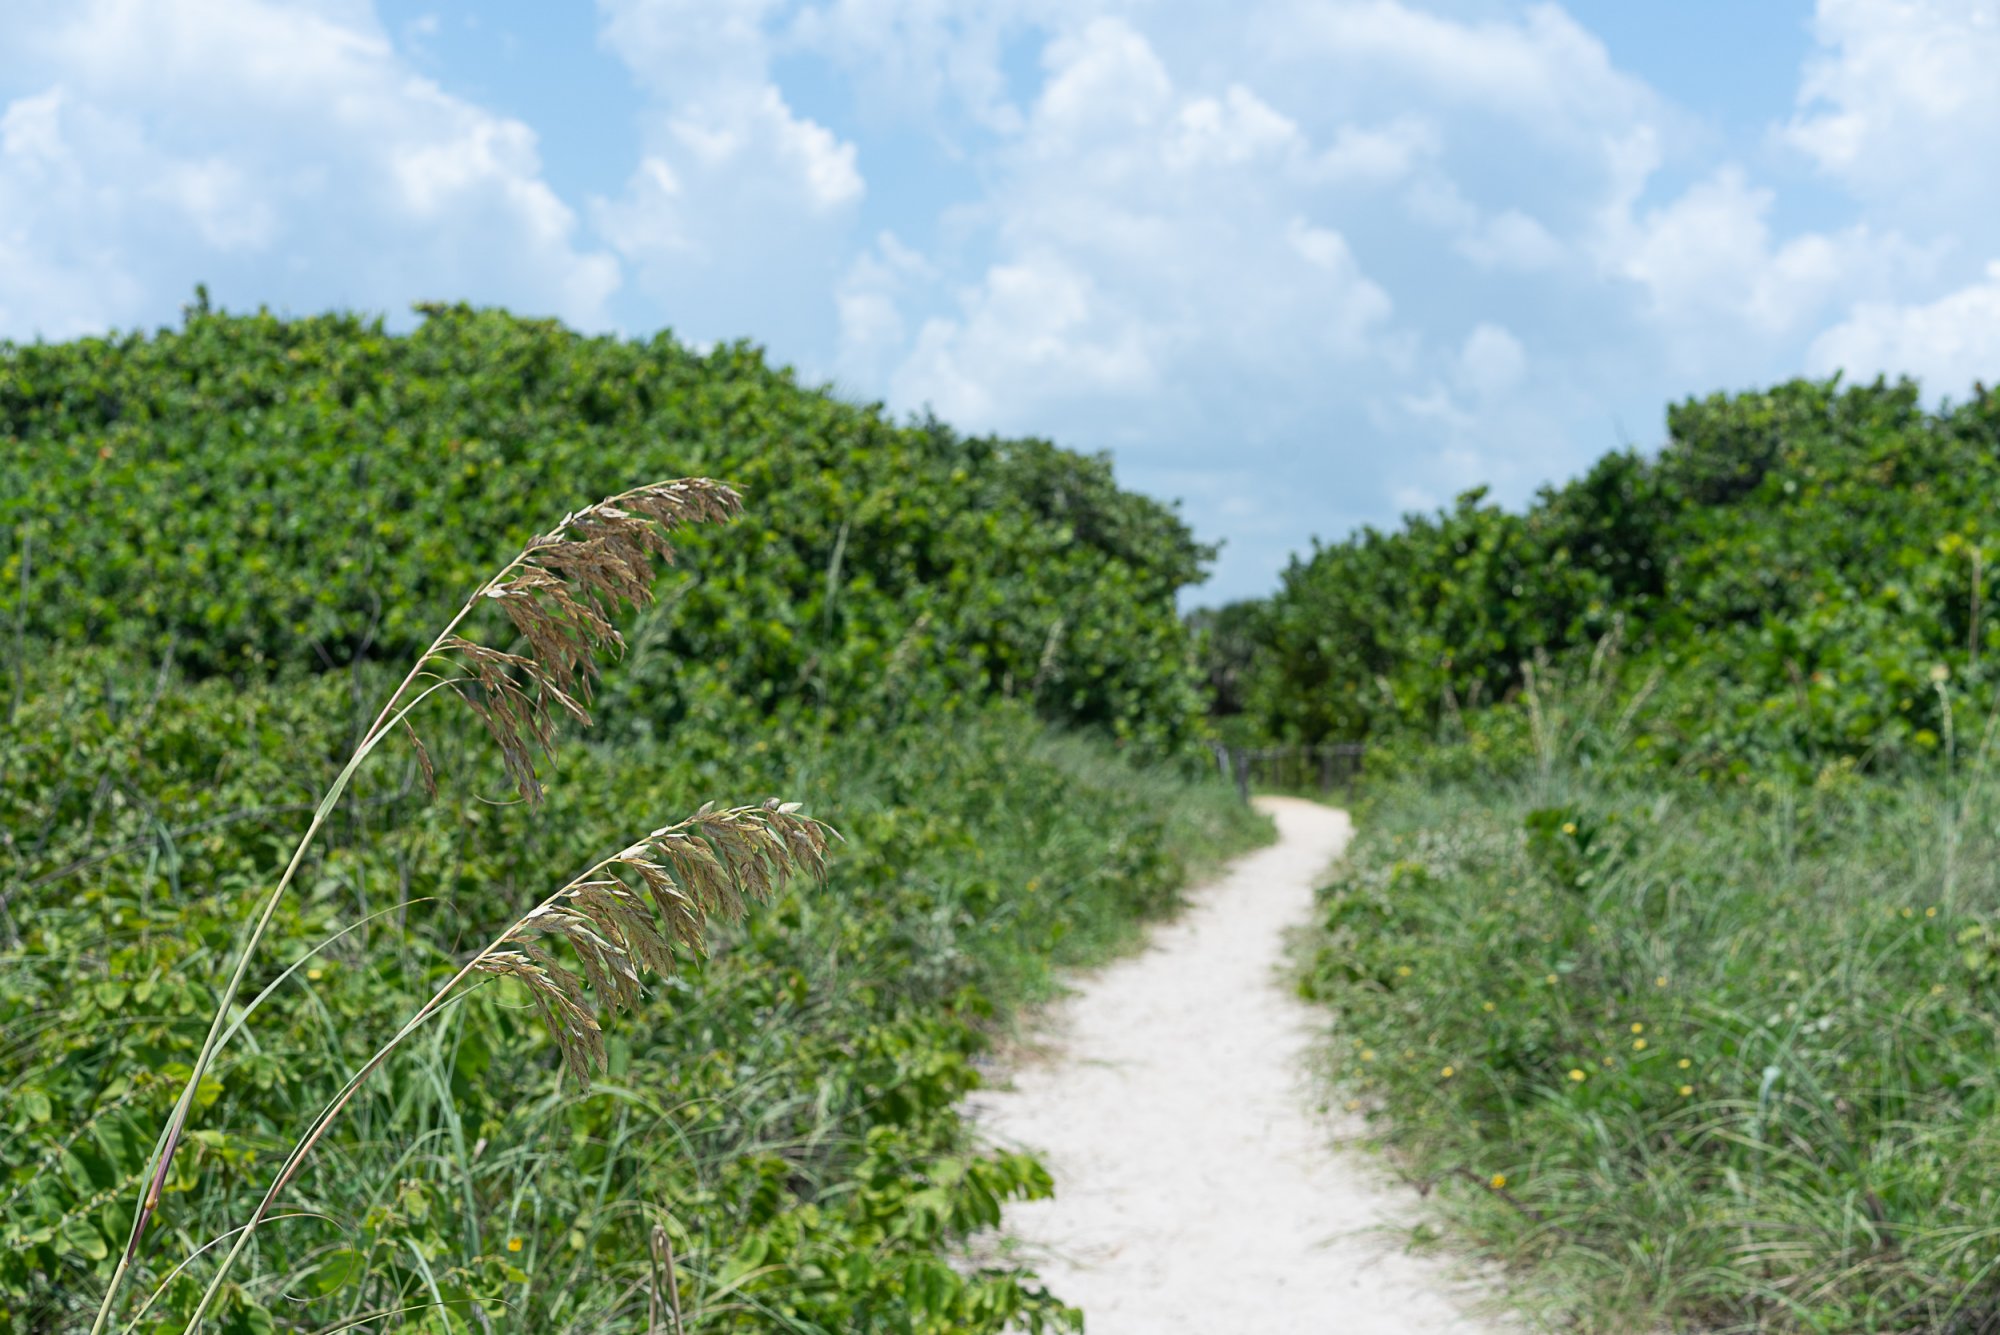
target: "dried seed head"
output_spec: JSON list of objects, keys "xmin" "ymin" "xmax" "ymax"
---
[
  {"xmin": 401, "ymin": 719, "xmax": 437, "ymax": 800},
  {"xmin": 471, "ymin": 801, "xmax": 835, "ymax": 1084},
  {"xmin": 424, "ymin": 478, "xmax": 743, "ymax": 800}
]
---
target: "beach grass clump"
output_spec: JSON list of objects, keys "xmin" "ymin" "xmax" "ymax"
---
[
  {"xmin": 62, "ymin": 476, "xmax": 852, "ymax": 1333},
  {"xmin": 1303, "ymin": 755, "xmax": 2000, "ymax": 1332}
]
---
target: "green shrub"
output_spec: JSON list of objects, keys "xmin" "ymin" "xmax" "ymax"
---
[
  {"xmin": 1237, "ymin": 375, "xmax": 2000, "ymax": 777},
  {"xmin": 0, "ymin": 302, "xmax": 1211, "ymax": 755}
]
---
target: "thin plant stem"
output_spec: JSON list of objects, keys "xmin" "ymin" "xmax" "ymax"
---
[
  {"xmin": 91, "ymin": 667, "xmax": 472, "ymax": 1335},
  {"xmin": 93, "ymin": 478, "xmax": 723, "ymax": 1332},
  {"xmin": 180, "ymin": 799, "xmax": 830, "ymax": 1332}
]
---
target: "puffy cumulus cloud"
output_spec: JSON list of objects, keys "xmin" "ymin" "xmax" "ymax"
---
[
  {"xmin": 1266, "ymin": 0, "xmax": 1657, "ymax": 132},
  {"xmin": 832, "ymin": 230, "xmax": 934, "ymax": 387},
  {"xmin": 823, "ymin": 3, "xmax": 1686, "ymax": 594},
  {"xmin": 1596, "ymin": 165, "xmax": 1937, "ymax": 373},
  {"xmin": 876, "ymin": 18, "xmax": 1398, "ymax": 454},
  {"xmin": 0, "ymin": 0, "xmax": 617, "ymax": 339},
  {"xmin": 1458, "ymin": 323, "xmax": 1528, "ymax": 400},
  {"xmin": 795, "ymin": 1, "xmax": 1994, "ymax": 594},
  {"xmin": 1774, "ymin": 0, "xmax": 2000, "ymax": 407},
  {"xmin": 1405, "ymin": 177, "xmax": 1566, "ymax": 272},
  {"xmin": 1786, "ymin": 0, "xmax": 2000, "ymax": 222},
  {"xmin": 784, "ymin": 0, "xmax": 1058, "ymax": 132},
  {"xmin": 1810, "ymin": 260, "xmax": 2000, "ymax": 397},
  {"xmin": 892, "ymin": 249, "xmax": 1161, "ymax": 428},
  {"xmin": 592, "ymin": 0, "xmax": 864, "ymax": 344}
]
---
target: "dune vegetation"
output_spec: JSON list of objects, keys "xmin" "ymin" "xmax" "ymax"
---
[
  {"xmin": 1218, "ymin": 376, "xmax": 2000, "ymax": 1331},
  {"xmin": 0, "ymin": 302, "xmax": 1266, "ymax": 1334}
]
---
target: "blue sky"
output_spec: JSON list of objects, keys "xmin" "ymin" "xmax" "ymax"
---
[{"xmin": 4, "ymin": 1, "xmax": 1998, "ymax": 602}]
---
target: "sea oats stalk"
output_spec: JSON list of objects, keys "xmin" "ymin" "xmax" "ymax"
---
[
  {"xmin": 91, "ymin": 478, "xmax": 746, "ymax": 1333},
  {"xmin": 176, "ymin": 800, "xmax": 833, "ymax": 1332}
]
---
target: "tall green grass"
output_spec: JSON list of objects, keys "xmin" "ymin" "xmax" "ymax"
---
[
  {"xmin": 1301, "ymin": 708, "xmax": 2000, "ymax": 1331},
  {"xmin": 2, "ymin": 647, "xmax": 1267, "ymax": 1333}
]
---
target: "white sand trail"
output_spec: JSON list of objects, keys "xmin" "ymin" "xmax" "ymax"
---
[{"xmin": 969, "ymin": 796, "xmax": 1511, "ymax": 1334}]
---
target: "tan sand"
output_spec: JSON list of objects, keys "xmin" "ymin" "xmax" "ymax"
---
[{"xmin": 968, "ymin": 796, "xmax": 1514, "ymax": 1334}]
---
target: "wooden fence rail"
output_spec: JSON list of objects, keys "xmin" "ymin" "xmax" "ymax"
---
[{"xmin": 1210, "ymin": 742, "xmax": 1366, "ymax": 803}]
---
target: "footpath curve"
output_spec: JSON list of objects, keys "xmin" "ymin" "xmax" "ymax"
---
[{"xmin": 969, "ymin": 795, "xmax": 1509, "ymax": 1334}]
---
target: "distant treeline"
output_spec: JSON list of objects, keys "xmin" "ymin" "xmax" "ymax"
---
[{"xmin": 1204, "ymin": 376, "xmax": 2000, "ymax": 779}]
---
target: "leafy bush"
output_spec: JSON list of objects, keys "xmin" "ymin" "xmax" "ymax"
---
[
  {"xmin": 1241, "ymin": 375, "xmax": 2000, "ymax": 778},
  {"xmin": 0, "ymin": 301, "xmax": 1211, "ymax": 754}
]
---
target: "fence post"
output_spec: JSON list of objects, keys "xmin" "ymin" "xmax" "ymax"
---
[{"xmin": 1234, "ymin": 748, "xmax": 1250, "ymax": 804}]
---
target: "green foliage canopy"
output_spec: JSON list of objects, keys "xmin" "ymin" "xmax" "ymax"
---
[
  {"xmin": 1240, "ymin": 375, "xmax": 2000, "ymax": 778},
  {"xmin": 0, "ymin": 302, "xmax": 1213, "ymax": 754}
]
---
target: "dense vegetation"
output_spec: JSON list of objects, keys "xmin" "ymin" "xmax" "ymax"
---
[
  {"xmin": 1232, "ymin": 376, "xmax": 2000, "ymax": 777},
  {"xmin": 2, "ymin": 296, "xmax": 1210, "ymax": 754},
  {"xmin": 0, "ymin": 304, "xmax": 1264, "ymax": 1333},
  {"xmin": 1223, "ymin": 375, "xmax": 2000, "ymax": 1330}
]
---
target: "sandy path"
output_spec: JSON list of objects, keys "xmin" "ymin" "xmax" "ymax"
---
[{"xmin": 968, "ymin": 796, "xmax": 1509, "ymax": 1334}]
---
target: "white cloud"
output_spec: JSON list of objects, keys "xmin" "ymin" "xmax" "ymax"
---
[
  {"xmin": 1458, "ymin": 209, "xmax": 1564, "ymax": 272},
  {"xmin": 1786, "ymin": 0, "xmax": 2000, "ymax": 221},
  {"xmin": 1166, "ymin": 86, "xmax": 1306, "ymax": 171},
  {"xmin": 1459, "ymin": 323, "xmax": 1527, "ymax": 399},
  {"xmin": 593, "ymin": 0, "xmax": 865, "ymax": 341},
  {"xmin": 1266, "ymin": 0, "xmax": 1658, "ymax": 133},
  {"xmin": 894, "ymin": 249, "xmax": 1159, "ymax": 425},
  {"xmin": 0, "ymin": 0, "xmax": 617, "ymax": 338},
  {"xmin": 1405, "ymin": 176, "xmax": 1565, "ymax": 271},
  {"xmin": 1772, "ymin": 0, "xmax": 2000, "ymax": 404},
  {"xmin": 1595, "ymin": 164, "xmax": 1936, "ymax": 376},
  {"xmin": 1810, "ymin": 260, "xmax": 2000, "ymax": 396},
  {"xmin": 874, "ymin": 17, "xmax": 1400, "ymax": 454},
  {"xmin": 794, "ymin": 2, "xmax": 1690, "ymax": 592},
  {"xmin": 834, "ymin": 230, "xmax": 933, "ymax": 384},
  {"xmin": 1312, "ymin": 118, "xmax": 1437, "ymax": 186},
  {"xmin": 783, "ymin": 0, "xmax": 1112, "ymax": 134},
  {"xmin": 595, "ymin": 2, "xmax": 865, "ymax": 215}
]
